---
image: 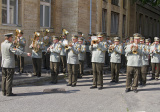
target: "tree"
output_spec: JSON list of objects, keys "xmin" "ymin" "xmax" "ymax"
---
[{"xmin": 134, "ymin": 0, "xmax": 160, "ymax": 6}]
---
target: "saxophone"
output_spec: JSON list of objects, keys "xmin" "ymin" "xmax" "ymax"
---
[{"xmin": 14, "ymin": 29, "xmax": 21, "ymax": 48}]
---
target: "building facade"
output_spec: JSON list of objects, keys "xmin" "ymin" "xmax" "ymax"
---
[{"xmin": 0, "ymin": 0, "xmax": 160, "ymax": 65}]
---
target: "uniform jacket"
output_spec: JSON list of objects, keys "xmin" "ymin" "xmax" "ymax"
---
[
  {"xmin": 125, "ymin": 43, "xmax": 142, "ymax": 67},
  {"xmin": 89, "ymin": 40, "xmax": 108, "ymax": 63},
  {"xmin": 67, "ymin": 42, "xmax": 80, "ymax": 64},
  {"xmin": 78, "ymin": 44, "xmax": 86, "ymax": 61},
  {"xmin": 16, "ymin": 36, "xmax": 26, "ymax": 51},
  {"xmin": 141, "ymin": 44, "xmax": 150, "ymax": 66},
  {"xmin": 29, "ymin": 40, "xmax": 44, "ymax": 58},
  {"xmin": 1, "ymin": 40, "xmax": 28, "ymax": 68},
  {"xmin": 42, "ymin": 36, "xmax": 52, "ymax": 52},
  {"xmin": 60, "ymin": 39, "xmax": 68, "ymax": 56},
  {"xmin": 150, "ymin": 44, "xmax": 160, "ymax": 63},
  {"xmin": 109, "ymin": 44, "xmax": 122, "ymax": 63},
  {"xmin": 49, "ymin": 42, "xmax": 62, "ymax": 62}
]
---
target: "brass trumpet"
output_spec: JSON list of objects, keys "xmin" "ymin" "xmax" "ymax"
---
[
  {"xmin": 109, "ymin": 45, "xmax": 115, "ymax": 52},
  {"xmin": 65, "ymin": 41, "xmax": 72, "ymax": 50},
  {"xmin": 131, "ymin": 44, "xmax": 138, "ymax": 54}
]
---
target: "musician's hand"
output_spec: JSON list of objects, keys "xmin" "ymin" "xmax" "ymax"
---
[
  {"xmin": 91, "ymin": 41, "xmax": 93, "ymax": 46},
  {"xmin": 59, "ymin": 41, "xmax": 62, "ymax": 43},
  {"xmin": 130, "ymin": 45, "xmax": 133, "ymax": 49},
  {"xmin": 27, "ymin": 53, "xmax": 31, "ymax": 57},
  {"xmin": 50, "ymin": 45, "xmax": 53, "ymax": 49},
  {"xmin": 17, "ymin": 39, "xmax": 20, "ymax": 41}
]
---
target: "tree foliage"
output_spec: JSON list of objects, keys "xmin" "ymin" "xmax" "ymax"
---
[{"xmin": 134, "ymin": 0, "xmax": 160, "ymax": 6}]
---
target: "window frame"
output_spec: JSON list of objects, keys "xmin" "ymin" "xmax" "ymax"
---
[
  {"xmin": 40, "ymin": 0, "xmax": 51, "ymax": 28},
  {"xmin": 2, "ymin": 0, "xmax": 19, "ymax": 26}
]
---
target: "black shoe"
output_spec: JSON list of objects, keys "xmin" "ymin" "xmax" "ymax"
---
[
  {"xmin": 110, "ymin": 80, "xmax": 115, "ymax": 83},
  {"xmin": 98, "ymin": 87, "xmax": 103, "ymax": 90},
  {"xmin": 142, "ymin": 84, "xmax": 146, "ymax": 87},
  {"xmin": 50, "ymin": 81, "xmax": 54, "ymax": 84},
  {"xmin": 133, "ymin": 89, "xmax": 138, "ymax": 93},
  {"xmin": 37, "ymin": 76, "xmax": 41, "ymax": 77},
  {"xmin": 150, "ymin": 77, "xmax": 155, "ymax": 80},
  {"xmin": 125, "ymin": 88, "xmax": 131, "ymax": 93},
  {"xmin": 90, "ymin": 86, "xmax": 97, "ymax": 89},
  {"xmin": 72, "ymin": 84, "xmax": 76, "ymax": 87},
  {"xmin": 156, "ymin": 78, "xmax": 159, "ymax": 81},
  {"xmin": 6, "ymin": 93, "xmax": 17, "ymax": 96},
  {"xmin": 46, "ymin": 68, "xmax": 50, "ymax": 70},
  {"xmin": 139, "ymin": 82, "xmax": 142, "ymax": 85},
  {"xmin": 78, "ymin": 76, "xmax": 82, "ymax": 78},
  {"xmin": 67, "ymin": 84, "xmax": 72, "ymax": 86},
  {"xmin": 115, "ymin": 81, "xmax": 119, "ymax": 83},
  {"xmin": 53, "ymin": 81, "xmax": 57, "ymax": 84},
  {"xmin": 43, "ymin": 67, "xmax": 47, "ymax": 69}
]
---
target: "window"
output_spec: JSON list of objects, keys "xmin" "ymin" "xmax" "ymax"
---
[
  {"xmin": 2, "ymin": 0, "xmax": 18, "ymax": 25},
  {"xmin": 144, "ymin": 16, "xmax": 148, "ymax": 37},
  {"xmin": 149, "ymin": 18, "xmax": 152, "ymax": 37},
  {"xmin": 157, "ymin": 21, "xmax": 160, "ymax": 36},
  {"xmin": 139, "ymin": 14, "xmax": 143, "ymax": 34},
  {"xmin": 40, "ymin": 0, "xmax": 51, "ymax": 27},
  {"xmin": 123, "ymin": 0, "xmax": 126, "ymax": 9},
  {"xmin": 122, "ymin": 15, "xmax": 126, "ymax": 37},
  {"xmin": 111, "ymin": 0, "xmax": 119, "ymax": 6},
  {"xmin": 111, "ymin": 12, "xmax": 119, "ymax": 35},
  {"xmin": 102, "ymin": 9, "xmax": 107, "ymax": 33}
]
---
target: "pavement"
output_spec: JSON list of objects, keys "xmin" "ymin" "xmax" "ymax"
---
[
  {"xmin": 0, "ymin": 68, "xmax": 160, "ymax": 112},
  {"xmin": 0, "ymin": 65, "xmax": 109, "ymax": 88}
]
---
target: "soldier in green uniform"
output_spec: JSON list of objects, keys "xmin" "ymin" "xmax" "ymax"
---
[
  {"xmin": 29, "ymin": 32, "xmax": 44, "ymax": 77},
  {"xmin": 150, "ymin": 37, "xmax": 160, "ymax": 80},
  {"xmin": 42, "ymin": 29, "xmax": 52, "ymax": 70},
  {"xmin": 139, "ymin": 38, "xmax": 150, "ymax": 86},
  {"xmin": 125, "ymin": 33, "xmax": 143, "ymax": 93},
  {"xmin": 47, "ymin": 36, "xmax": 62, "ymax": 84},
  {"xmin": 14, "ymin": 29, "xmax": 26, "ymax": 74},
  {"xmin": 78, "ymin": 38, "xmax": 86, "ymax": 78},
  {"xmin": 1, "ymin": 33, "xmax": 31, "ymax": 96},
  {"xmin": 109, "ymin": 37, "xmax": 122, "ymax": 83},
  {"xmin": 90, "ymin": 32, "xmax": 108, "ymax": 90},
  {"xmin": 66, "ymin": 35, "xmax": 80, "ymax": 87},
  {"xmin": 85, "ymin": 34, "xmax": 92, "ymax": 68},
  {"xmin": 59, "ymin": 32, "xmax": 69, "ymax": 74}
]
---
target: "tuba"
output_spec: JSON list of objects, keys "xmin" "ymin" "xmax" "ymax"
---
[
  {"xmin": 62, "ymin": 29, "xmax": 69, "ymax": 36},
  {"xmin": 32, "ymin": 32, "xmax": 41, "ymax": 53},
  {"xmin": 14, "ymin": 29, "xmax": 21, "ymax": 48},
  {"xmin": 131, "ymin": 43, "xmax": 138, "ymax": 54},
  {"xmin": 43, "ymin": 29, "xmax": 50, "ymax": 46}
]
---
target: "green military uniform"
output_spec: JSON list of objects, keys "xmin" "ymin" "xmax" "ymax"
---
[
  {"xmin": 85, "ymin": 34, "xmax": 92, "ymax": 68},
  {"xmin": 42, "ymin": 35, "xmax": 52, "ymax": 70},
  {"xmin": 125, "ymin": 35, "xmax": 143, "ymax": 93},
  {"xmin": 14, "ymin": 29, "xmax": 26, "ymax": 73},
  {"xmin": 59, "ymin": 38, "xmax": 68, "ymax": 73},
  {"xmin": 150, "ymin": 37, "xmax": 160, "ymax": 80},
  {"xmin": 48, "ymin": 37, "xmax": 62, "ymax": 84},
  {"xmin": 139, "ymin": 38, "xmax": 150, "ymax": 85},
  {"xmin": 66, "ymin": 36, "xmax": 80, "ymax": 87},
  {"xmin": 89, "ymin": 33, "xmax": 108, "ymax": 90},
  {"xmin": 29, "ymin": 32, "xmax": 44, "ymax": 77},
  {"xmin": 78, "ymin": 38, "xmax": 86, "ymax": 78},
  {"xmin": 109, "ymin": 37, "xmax": 122, "ymax": 83},
  {"xmin": 1, "ymin": 33, "xmax": 28, "ymax": 96}
]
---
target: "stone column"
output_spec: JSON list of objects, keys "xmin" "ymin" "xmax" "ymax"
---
[
  {"xmin": 0, "ymin": 0, "xmax": 2, "ymax": 25},
  {"xmin": 106, "ymin": 0, "xmax": 111, "ymax": 36},
  {"xmin": 96, "ymin": 0, "xmax": 102, "ymax": 32}
]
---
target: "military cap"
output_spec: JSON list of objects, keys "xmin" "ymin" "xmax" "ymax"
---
[
  {"xmin": 140, "ymin": 37, "xmax": 145, "ymax": 41},
  {"xmin": 130, "ymin": 37, "xmax": 134, "ymax": 40},
  {"xmin": 92, "ymin": 33, "xmax": 97, "ymax": 36},
  {"xmin": 78, "ymin": 38, "xmax": 83, "ymax": 41},
  {"xmin": 97, "ymin": 32, "xmax": 104, "ymax": 37},
  {"xmin": 53, "ymin": 36, "xmax": 59, "ymax": 40},
  {"xmin": 145, "ymin": 39, "xmax": 149, "ymax": 43},
  {"xmin": 4, "ymin": 33, "xmax": 13, "ymax": 37},
  {"xmin": 114, "ymin": 37, "xmax": 120, "ymax": 42},
  {"xmin": 134, "ymin": 36, "xmax": 140, "ymax": 39},
  {"xmin": 16, "ymin": 29, "xmax": 23, "ymax": 34},
  {"xmin": 78, "ymin": 32, "xmax": 83, "ymax": 35},
  {"xmin": 154, "ymin": 37, "xmax": 159, "ymax": 41},
  {"xmin": 133, "ymin": 33, "xmax": 142, "ymax": 37},
  {"xmin": 34, "ymin": 32, "xmax": 40, "ymax": 37},
  {"xmin": 72, "ymin": 35, "xmax": 78, "ymax": 39},
  {"xmin": 88, "ymin": 34, "xmax": 92, "ymax": 37}
]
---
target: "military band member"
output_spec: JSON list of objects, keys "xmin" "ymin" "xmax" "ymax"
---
[
  {"xmin": 14, "ymin": 29, "xmax": 26, "ymax": 74},
  {"xmin": 86, "ymin": 34, "xmax": 92, "ymax": 68},
  {"xmin": 59, "ymin": 33, "xmax": 68, "ymax": 73},
  {"xmin": 66, "ymin": 35, "xmax": 80, "ymax": 87},
  {"xmin": 121, "ymin": 38, "xmax": 127, "ymax": 68},
  {"xmin": 42, "ymin": 29, "xmax": 52, "ymax": 70},
  {"xmin": 125, "ymin": 35, "xmax": 142, "ymax": 93},
  {"xmin": 150, "ymin": 37, "xmax": 160, "ymax": 80},
  {"xmin": 109, "ymin": 37, "xmax": 122, "ymax": 83},
  {"xmin": 139, "ymin": 38, "xmax": 150, "ymax": 86},
  {"xmin": 90, "ymin": 32, "xmax": 108, "ymax": 90},
  {"xmin": 29, "ymin": 32, "xmax": 44, "ymax": 77},
  {"xmin": 47, "ymin": 36, "xmax": 62, "ymax": 84},
  {"xmin": 78, "ymin": 38, "xmax": 86, "ymax": 78},
  {"xmin": 1, "ymin": 33, "xmax": 31, "ymax": 96}
]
